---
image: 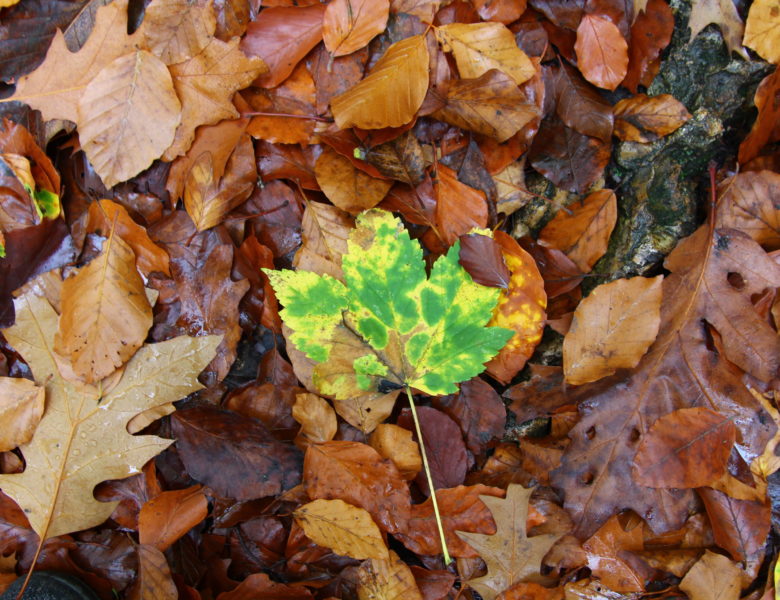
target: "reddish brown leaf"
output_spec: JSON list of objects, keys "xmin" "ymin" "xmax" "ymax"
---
[
  {"xmin": 739, "ymin": 67, "xmax": 780, "ymax": 165},
  {"xmin": 435, "ymin": 164, "xmax": 488, "ymax": 245},
  {"xmin": 127, "ymin": 544, "xmax": 177, "ymax": 600},
  {"xmin": 622, "ymin": 0, "xmax": 674, "ymax": 92},
  {"xmin": 553, "ymin": 63, "xmax": 613, "ymax": 142},
  {"xmin": 699, "ymin": 487, "xmax": 771, "ymax": 562},
  {"xmin": 216, "ymin": 573, "xmax": 313, "ymax": 599},
  {"xmin": 716, "ymin": 170, "xmax": 780, "ymax": 249},
  {"xmin": 459, "ymin": 233, "xmax": 511, "ymax": 289},
  {"xmin": 473, "ymin": 0, "xmax": 527, "ymax": 23},
  {"xmin": 575, "ymin": 14, "xmax": 628, "ymax": 91},
  {"xmin": 138, "ymin": 485, "xmax": 208, "ymax": 551},
  {"xmin": 255, "ymin": 140, "xmax": 320, "ymax": 190},
  {"xmin": 582, "ymin": 515, "xmax": 645, "ymax": 592},
  {"xmin": 308, "ymin": 44, "xmax": 369, "ymax": 115}
]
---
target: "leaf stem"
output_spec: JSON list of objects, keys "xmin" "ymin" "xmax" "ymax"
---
[{"xmin": 404, "ymin": 385, "xmax": 452, "ymax": 565}]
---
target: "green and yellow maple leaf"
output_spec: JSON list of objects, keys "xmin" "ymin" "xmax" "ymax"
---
[{"xmin": 264, "ymin": 209, "xmax": 512, "ymax": 399}]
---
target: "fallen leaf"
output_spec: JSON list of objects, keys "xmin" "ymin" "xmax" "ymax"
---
[
  {"xmin": 323, "ymin": 0, "xmax": 390, "ymax": 57},
  {"xmin": 292, "ymin": 201, "xmax": 353, "ymax": 281},
  {"xmin": 364, "ymin": 130, "xmax": 426, "ymax": 186},
  {"xmin": 716, "ymin": 171, "xmax": 780, "ymax": 249},
  {"xmin": 538, "ymin": 189, "xmax": 618, "ymax": 272},
  {"xmin": 435, "ymin": 164, "xmax": 488, "ymax": 245},
  {"xmin": 563, "ymin": 275, "xmax": 663, "ymax": 385},
  {"xmin": 473, "ymin": 0, "xmax": 527, "ymax": 24},
  {"xmin": 368, "ymin": 423, "xmax": 421, "ymax": 480},
  {"xmin": 743, "ymin": 0, "xmax": 780, "ymax": 64},
  {"xmin": 216, "ymin": 573, "xmax": 313, "ymax": 599},
  {"xmin": 0, "ymin": 292, "xmax": 219, "ymax": 539},
  {"xmin": 582, "ymin": 515, "xmax": 645, "ymax": 592},
  {"xmin": 314, "ymin": 146, "xmax": 393, "ymax": 214},
  {"xmin": 331, "ymin": 34, "xmax": 430, "ymax": 129},
  {"xmin": 139, "ymin": 0, "xmax": 216, "ymax": 65},
  {"xmin": 292, "ymin": 392, "xmax": 338, "ymax": 445},
  {"xmin": 613, "ymin": 94, "xmax": 692, "ymax": 142},
  {"xmin": 679, "ymin": 550, "xmax": 741, "ymax": 600},
  {"xmin": 127, "ymin": 545, "xmax": 177, "ymax": 600},
  {"xmin": 497, "ymin": 582, "xmax": 564, "ymax": 600},
  {"xmin": 575, "ymin": 14, "xmax": 628, "ymax": 91},
  {"xmin": 357, "ymin": 550, "xmax": 424, "ymax": 600},
  {"xmin": 456, "ymin": 485, "xmax": 561, "ymax": 600},
  {"xmin": 622, "ymin": 0, "xmax": 674, "ymax": 92},
  {"xmin": 554, "ymin": 63, "xmax": 614, "ymax": 142},
  {"xmin": 688, "ymin": 0, "xmax": 748, "ymax": 59},
  {"xmin": 54, "ymin": 228, "xmax": 153, "ymax": 383},
  {"xmin": 0, "ymin": 376, "xmax": 44, "ymax": 452},
  {"xmin": 436, "ymin": 22, "xmax": 535, "ymax": 86},
  {"xmin": 390, "ymin": 0, "xmax": 441, "ymax": 21},
  {"xmin": 138, "ymin": 485, "xmax": 208, "ymax": 551},
  {"xmin": 698, "ymin": 487, "xmax": 770, "ymax": 562},
  {"xmin": 738, "ymin": 67, "xmax": 780, "ymax": 165},
  {"xmin": 294, "ymin": 498, "xmax": 389, "ymax": 560},
  {"xmin": 459, "ymin": 232, "xmax": 511, "ymax": 289}
]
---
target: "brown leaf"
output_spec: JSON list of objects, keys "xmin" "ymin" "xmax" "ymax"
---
[
  {"xmin": 294, "ymin": 498, "xmax": 389, "ymax": 560},
  {"xmin": 55, "ymin": 229, "xmax": 152, "ymax": 383},
  {"xmin": 716, "ymin": 171, "xmax": 780, "ymax": 249},
  {"xmin": 435, "ymin": 164, "xmax": 488, "ymax": 246},
  {"xmin": 331, "ymin": 34, "xmax": 430, "ymax": 129},
  {"xmin": 171, "ymin": 405, "xmax": 302, "ymax": 501},
  {"xmin": 633, "ymin": 407, "xmax": 736, "ymax": 488},
  {"xmin": 139, "ymin": 0, "xmax": 216, "ymax": 65},
  {"xmin": 314, "ymin": 146, "xmax": 393, "ymax": 214},
  {"xmin": 554, "ymin": 63, "xmax": 614, "ymax": 142},
  {"xmin": 622, "ymin": 0, "xmax": 674, "ymax": 92},
  {"xmin": 613, "ymin": 93, "xmax": 692, "ymax": 142},
  {"xmin": 582, "ymin": 515, "xmax": 645, "ymax": 592},
  {"xmin": 127, "ymin": 545, "xmax": 177, "ymax": 600},
  {"xmin": 216, "ymin": 573, "xmax": 313, "ymax": 600},
  {"xmin": 433, "ymin": 69, "xmax": 540, "ymax": 142},
  {"xmin": 390, "ymin": 0, "xmax": 441, "ymax": 21},
  {"xmin": 563, "ymin": 275, "xmax": 663, "ymax": 385},
  {"xmin": 688, "ymin": 0, "xmax": 748, "ymax": 59},
  {"xmin": 323, "ymin": 0, "xmax": 389, "ymax": 57},
  {"xmin": 539, "ymin": 189, "xmax": 617, "ymax": 272},
  {"xmin": 364, "ymin": 130, "xmax": 426, "ymax": 186},
  {"xmin": 456, "ymin": 485, "xmax": 561, "ymax": 600},
  {"xmin": 309, "ymin": 44, "xmax": 369, "ymax": 115},
  {"xmin": 303, "ymin": 440, "xmax": 411, "ymax": 535},
  {"xmin": 739, "ymin": 67, "xmax": 780, "ymax": 165},
  {"xmin": 0, "ymin": 376, "xmax": 44, "ymax": 452},
  {"xmin": 78, "ymin": 50, "xmax": 181, "ymax": 187},
  {"xmin": 293, "ymin": 201, "xmax": 354, "ymax": 281},
  {"xmin": 368, "ymin": 423, "xmax": 421, "ymax": 480},
  {"xmin": 459, "ymin": 233, "xmax": 511, "ymax": 288},
  {"xmin": 240, "ymin": 4, "xmax": 326, "ymax": 88},
  {"xmin": 396, "ymin": 484, "xmax": 504, "ymax": 558},
  {"xmin": 436, "ymin": 22, "xmax": 535, "ymax": 86},
  {"xmin": 679, "ymin": 550, "xmax": 742, "ymax": 600},
  {"xmin": 138, "ymin": 485, "xmax": 208, "ymax": 551},
  {"xmin": 698, "ymin": 487, "xmax": 770, "ymax": 562},
  {"xmin": 357, "ymin": 550, "xmax": 424, "ymax": 600},
  {"xmin": 473, "ymin": 0, "xmax": 527, "ymax": 23},
  {"xmin": 744, "ymin": 0, "xmax": 780, "ymax": 64},
  {"xmin": 574, "ymin": 14, "xmax": 628, "ymax": 91},
  {"xmin": 292, "ymin": 392, "xmax": 338, "ymax": 446}
]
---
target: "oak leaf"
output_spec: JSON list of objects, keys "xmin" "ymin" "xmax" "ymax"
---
[
  {"xmin": 357, "ymin": 550, "xmax": 424, "ymax": 600},
  {"xmin": 0, "ymin": 376, "xmax": 44, "ymax": 452},
  {"xmin": 139, "ymin": 0, "xmax": 216, "ymax": 65},
  {"xmin": 575, "ymin": 14, "xmax": 629, "ymax": 91},
  {"xmin": 613, "ymin": 93, "xmax": 692, "ymax": 142},
  {"xmin": 563, "ymin": 275, "xmax": 663, "ymax": 385},
  {"xmin": 0, "ymin": 292, "xmax": 220, "ymax": 540},
  {"xmin": 330, "ymin": 34, "xmax": 430, "ymax": 129},
  {"xmin": 323, "ymin": 0, "xmax": 389, "ymax": 57},
  {"xmin": 688, "ymin": 0, "xmax": 748, "ymax": 59},
  {"xmin": 743, "ymin": 0, "xmax": 780, "ymax": 64},
  {"xmin": 456, "ymin": 485, "xmax": 561, "ymax": 600}
]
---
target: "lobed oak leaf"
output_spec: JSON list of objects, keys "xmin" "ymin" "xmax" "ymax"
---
[
  {"xmin": 743, "ymin": 0, "xmax": 780, "ymax": 64},
  {"xmin": 0, "ymin": 292, "xmax": 220, "ymax": 540},
  {"xmin": 330, "ymin": 34, "xmax": 430, "ymax": 129},
  {"xmin": 456, "ymin": 485, "xmax": 561, "ymax": 600},
  {"xmin": 314, "ymin": 146, "xmax": 393, "ymax": 215},
  {"xmin": 613, "ymin": 93, "xmax": 692, "ymax": 142},
  {"xmin": 716, "ymin": 170, "xmax": 780, "ymax": 249},
  {"xmin": 127, "ymin": 544, "xmax": 177, "ymax": 600},
  {"xmin": 563, "ymin": 275, "xmax": 663, "ymax": 385},
  {"xmin": 679, "ymin": 550, "xmax": 741, "ymax": 600},
  {"xmin": 357, "ymin": 550, "xmax": 424, "ymax": 600},
  {"xmin": 0, "ymin": 376, "xmax": 44, "ymax": 452},
  {"xmin": 294, "ymin": 498, "xmax": 389, "ymax": 560},
  {"xmin": 138, "ymin": 0, "xmax": 216, "ymax": 65},
  {"xmin": 323, "ymin": 0, "xmax": 390, "ymax": 57},
  {"xmin": 688, "ymin": 0, "xmax": 749, "ymax": 59},
  {"xmin": 574, "ymin": 14, "xmax": 628, "ymax": 91}
]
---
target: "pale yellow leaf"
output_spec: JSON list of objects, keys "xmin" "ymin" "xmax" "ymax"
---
[
  {"xmin": 369, "ymin": 423, "xmax": 421, "ymax": 480},
  {"xmin": 293, "ymin": 201, "xmax": 354, "ymax": 281},
  {"xmin": 293, "ymin": 392, "xmax": 338, "ymax": 445},
  {"xmin": 78, "ymin": 50, "xmax": 181, "ymax": 187},
  {"xmin": 0, "ymin": 377, "xmax": 44, "ymax": 452},
  {"xmin": 139, "ymin": 0, "xmax": 216, "ymax": 65},
  {"xmin": 357, "ymin": 550, "xmax": 424, "ymax": 600},
  {"xmin": 294, "ymin": 498, "xmax": 389, "ymax": 560},
  {"xmin": 744, "ymin": 0, "xmax": 780, "ymax": 65},
  {"xmin": 314, "ymin": 146, "xmax": 393, "ymax": 214}
]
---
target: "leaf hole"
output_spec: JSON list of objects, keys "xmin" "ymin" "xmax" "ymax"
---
[
  {"xmin": 585, "ymin": 426, "xmax": 596, "ymax": 440},
  {"xmin": 581, "ymin": 471, "xmax": 595, "ymax": 485},
  {"xmin": 629, "ymin": 428, "xmax": 641, "ymax": 442},
  {"xmin": 727, "ymin": 272, "xmax": 745, "ymax": 290}
]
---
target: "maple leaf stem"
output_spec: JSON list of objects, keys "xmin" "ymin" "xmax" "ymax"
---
[{"xmin": 404, "ymin": 384, "xmax": 452, "ymax": 565}]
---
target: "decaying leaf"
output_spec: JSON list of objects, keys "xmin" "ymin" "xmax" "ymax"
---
[
  {"xmin": 0, "ymin": 376, "xmax": 44, "ymax": 452},
  {"xmin": 688, "ymin": 0, "xmax": 748, "ymax": 59},
  {"xmin": 314, "ymin": 146, "xmax": 393, "ymax": 214},
  {"xmin": 138, "ymin": 485, "xmax": 208, "ymax": 551},
  {"xmin": 716, "ymin": 170, "xmax": 780, "ymax": 249},
  {"xmin": 139, "ymin": 0, "xmax": 216, "ymax": 65},
  {"xmin": 292, "ymin": 201, "xmax": 354, "ymax": 281},
  {"xmin": 435, "ymin": 165, "xmax": 489, "ymax": 246},
  {"xmin": 368, "ymin": 423, "xmax": 421, "ymax": 480},
  {"xmin": 0, "ymin": 292, "xmax": 220, "ymax": 540},
  {"xmin": 743, "ymin": 0, "xmax": 780, "ymax": 64},
  {"xmin": 613, "ymin": 94, "xmax": 692, "ymax": 142},
  {"xmin": 738, "ymin": 67, "xmax": 780, "ymax": 165},
  {"xmin": 292, "ymin": 392, "xmax": 338, "ymax": 445},
  {"xmin": 582, "ymin": 515, "xmax": 645, "ymax": 592},
  {"xmin": 357, "ymin": 550, "xmax": 424, "ymax": 600},
  {"xmin": 127, "ymin": 544, "xmax": 177, "ymax": 600},
  {"xmin": 678, "ymin": 550, "xmax": 742, "ymax": 600}
]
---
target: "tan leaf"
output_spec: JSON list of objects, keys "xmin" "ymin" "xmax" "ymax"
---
[
  {"xmin": 0, "ymin": 292, "xmax": 220, "ymax": 539},
  {"xmin": 2, "ymin": 0, "xmax": 141, "ymax": 123},
  {"xmin": 183, "ymin": 133, "xmax": 256, "ymax": 231},
  {"xmin": 743, "ymin": 0, "xmax": 780, "ymax": 64},
  {"xmin": 323, "ymin": 0, "xmax": 390, "ymax": 57},
  {"xmin": 563, "ymin": 276, "xmax": 663, "ymax": 385},
  {"xmin": 78, "ymin": 50, "xmax": 181, "ymax": 187},
  {"xmin": 574, "ymin": 14, "xmax": 629, "ymax": 91},
  {"xmin": 716, "ymin": 170, "xmax": 780, "ymax": 249},
  {"xmin": 315, "ymin": 146, "xmax": 393, "ymax": 214},
  {"xmin": 433, "ymin": 69, "xmax": 540, "ymax": 142},
  {"xmin": 679, "ymin": 550, "xmax": 742, "ymax": 600},
  {"xmin": 55, "ymin": 229, "xmax": 152, "ymax": 383},
  {"xmin": 164, "ymin": 38, "xmax": 266, "ymax": 160},
  {"xmin": 293, "ymin": 392, "xmax": 337, "ymax": 445},
  {"xmin": 139, "ymin": 0, "xmax": 216, "ymax": 65},
  {"xmin": 435, "ymin": 22, "xmax": 535, "ymax": 86},
  {"xmin": 357, "ymin": 550, "xmax": 424, "ymax": 600},
  {"xmin": 127, "ymin": 545, "xmax": 177, "ymax": 600},
  {"xmin": 689, "ymin": 0, "xmax": 748, "ymax": 59},
  {"xmin": 369, "ymin": 423, "xmax": 421, "ymax": 480},
  {"xmin": 613, "ymin": 93, "xmax": 692, "ymax": 142},
  {"xmin": 0, "ymin": 377, "xmax": 44, "ymax": 452},
  {"xmin": 538, "ymin": 189, "xmax": 617, "ymax": 272},
  {"xmin": 331, "ymin": 34, "xmax": 430, "ymax": 129},
  {"xmin": 294, "ymin": 498, "xmax": 389, "ymax": 560},
  {"xmin": 390, "ymin": 0, "xmax": 441, "ymax": 21},
  {"xmin": 293, "ymin": 201, "xmax": 354, "ymax": 281}
]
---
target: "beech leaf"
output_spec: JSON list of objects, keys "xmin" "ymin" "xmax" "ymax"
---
[
  {"xmin": 613, "ymin": 93, "xmax": 692, "ymax": 142},
  {"xmin": 293, "ymin": 201, "xmax": 354, "ymax": 282},
  {"xmin": 357, "ymin": 550, "xmax": 424, "ymax": 600},
  {"xmin": 314, "ymin": 146, "xmax": 393, "ymax": 215},
  {"xmin": 323, "ymin": 0, "xmax": 390, "ymax": 57},
  {"xmin": 574, "ymin": 14, "xmax": 629, "ymax": 91},
  {"xmin": 679, "ymin": 550, "xmax": 741, "ymax": 600}
]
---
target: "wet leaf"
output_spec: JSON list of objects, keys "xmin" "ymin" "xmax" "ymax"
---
[
  {"xmin": 738, "ymin": 68, "xmax": 780, "ymax": 165},
  {"xmin": 293, "ymin": 201, "xmax": 354, "ymax": 281},
  {"xmin": 357, "ymin": 550, "xmax": 424, "ymax": 600},
  {"xmin": 127, "ymin": 545, "xmax": 177, "ymax": 600},
  {"xmin": 582, "ymin": 515, "xmax": 645, "ymax": 593},
  {"xmin": 613, "ymin": 93, "xmax": 692, "ymax": 142},
  {"xmin": 435, "ymin": 164, "xmax": 488, "ymax": 246},
  {"xmin": 314, "ymin": 146, "xmax": 393, "ymax": 214},
  {"xmin": 574, "ymin": 14, "xmax": 628, "ymax": 91},
  {"xmin": 292, "ymin": 392, "xmax": 338, "ymax": 445},
  {"xmin": 368, "ymin": 423, "xmax": 421, "ymax": 480},
  {"xmin": 554, "ymin": 62, "xmax": 614, "ymax": 142},
  {"xmin": 323, "ymin": 0, "xmax": 390, "ymax": 57},
  {"xmin": 0, "ymin": 377, "xmax": 44, "ymax": 452},
  {"xmin": 622, "ymin": 0, "xmax": 674, "ymax": 92},
  {"xmin": 716, "ymin": 170, "xmax": 780, "ymax": 249},
  {"xmin": 138, "ymin": 485, "xmax": 208, "ymax": 551},
  {"xmin": 678, "ymin": 550, "xmax": 741, "ymax": 600},
  {"xmin": 459, "ymin": 232, "xmax": 511, "ymax": 289},
  {"xmin": 698, "ymin": 487, "xmax": 770, "ymax": 562}
]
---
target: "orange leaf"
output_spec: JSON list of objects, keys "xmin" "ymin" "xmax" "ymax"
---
[
  {"xmin": 323, "ymin": 0, "xmax": 389, "ymax": 57},
  {"xmin": 472, "ymin": 0, "xmax": 527, "ymax": 24},
  {"xmin": 679, "ymin": 550, "xmax": 742, "ymax": 600},
  {"xmin": 622, "ymin": 0, "xmax": 674, "ymax": 92},
  {"xmin": 138, "ymin": 485, "xmax": 208, "ymax": 551},
  {"xmin": 331, "ymin": 34, "xmax": 429, "ymax": 129},
  {"xmin": 292, "ymin": 392, "xmax": 337, "ymax": 446},
  {"xmin": 434, "ymin": 164, "xmax": 488, "ymax": 246},
  {"xmin": 582, "ymin": 515, "xmax": 645, "ymax": 592},
  {"xmin": 574, "ymin": 14, "xmax": 628, "ymax": 91},
  {"xmin": 738, "ymin": 67, "xmax": 780, "ymax": 164},
  {"xmin": 613, "ymin": 93, "xmax": 692, "ymax": 142},
  {"xmin": 369, "ymin": 423, "xmax": 421, "ymax": 480},
  {"xmin": 293, "ymin": 201, "xmax": 354, "ymax": 281},
  {"xmin": 743, "ymin": 0, "xmax": 780, "ymax": 64},
  {"xmin": 314, "ymin": 146, "xmax": 393, "ymax": 214},
  {"xmin": 390, "ymin": 0, "xmax": 441, "ymax": 21}
]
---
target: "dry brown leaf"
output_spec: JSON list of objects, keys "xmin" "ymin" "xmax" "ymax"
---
[
  {"xmin": 575, "ymin": 14, "xmax": 629, "ymax": 91},
  {"xmin": 433, "ymin": 69, "xmax": 540, "ymax": 142},
  {"xmin": 2, "ymin": 0, "xmax": 141, "ymax": 123},
  {"xmin": 688, "ymin": 0, "xmax": 748, "ymax": 59},
  {"xmin": 127, "ymin": 544, "xmax": 177, "ymax": 600},
  {"xmin": 357, "ymin": 550, "xmax": 424, "ymax": 600},
  {"xmin": 0, "ymin": 377, "xmax": 44, "ymax": 452},
  {"xmin": 716, "ymin": 170, "xmax": 780, "ymax": 250},
  {"xmin": 323, "ymin": 0, "xmax": 389, "ymax": 57},
  {"xmin": 563, "ymin": 276, "xmax": 663, "ymax": 385},
  {"xmin": 293, "ymin": 201, "xmax": 354, "ymax": 281},
  {"xmin": 436, "ymin": 22, "xmax": 535, "ymax": 86},
  {"xmin": 292, "ymin": 392, "xmax": 337, "ymax": 445},
  {"xmin": 435, "ymin": 164, "xmax": 488, "ymax": 246},
  {"xmin": 743, "ymin": 0, "xmax": 780, "ymax": 64},
  {"xmin": 139, "ymin": 0, "xmax": 216, "ymax": 65},
  {"xmin": 538, "ymin": 189, "xmax": 617, "ymax": 273},
  {"xmin": 331, "ymin": 34, "xmax": 429, "ymax": 129},
  {"xmin": 0, "ymin": 292, "xmax": 219, "ymax": 540},
  {"xmin": 679, "ymin": 550, "xmax": 742, "ymax": 600},
  {"xmin": 164, "ymin": 37, "xmax": 267, "ymax": 160},
  {"xmin": 369, "ymin": 423, "xmax": 421, "ymax": 480},
  {"xmin": 294, "ymin": 498, "xmax": 389, "ymax": 560},
  {"xmin": 613, "ymin": 93, "xmax": 692, "ymax": 142},
  {"xmin": 55, "ymin": 229, "xmax": 152, "ymax": 383},
  {"xmin": 77, "ymin": 50, "xmax": 181, "ymax": 187},
  {"xmin": 314, "ymin": 146, "xmax": 393, "ymax": 214}
]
